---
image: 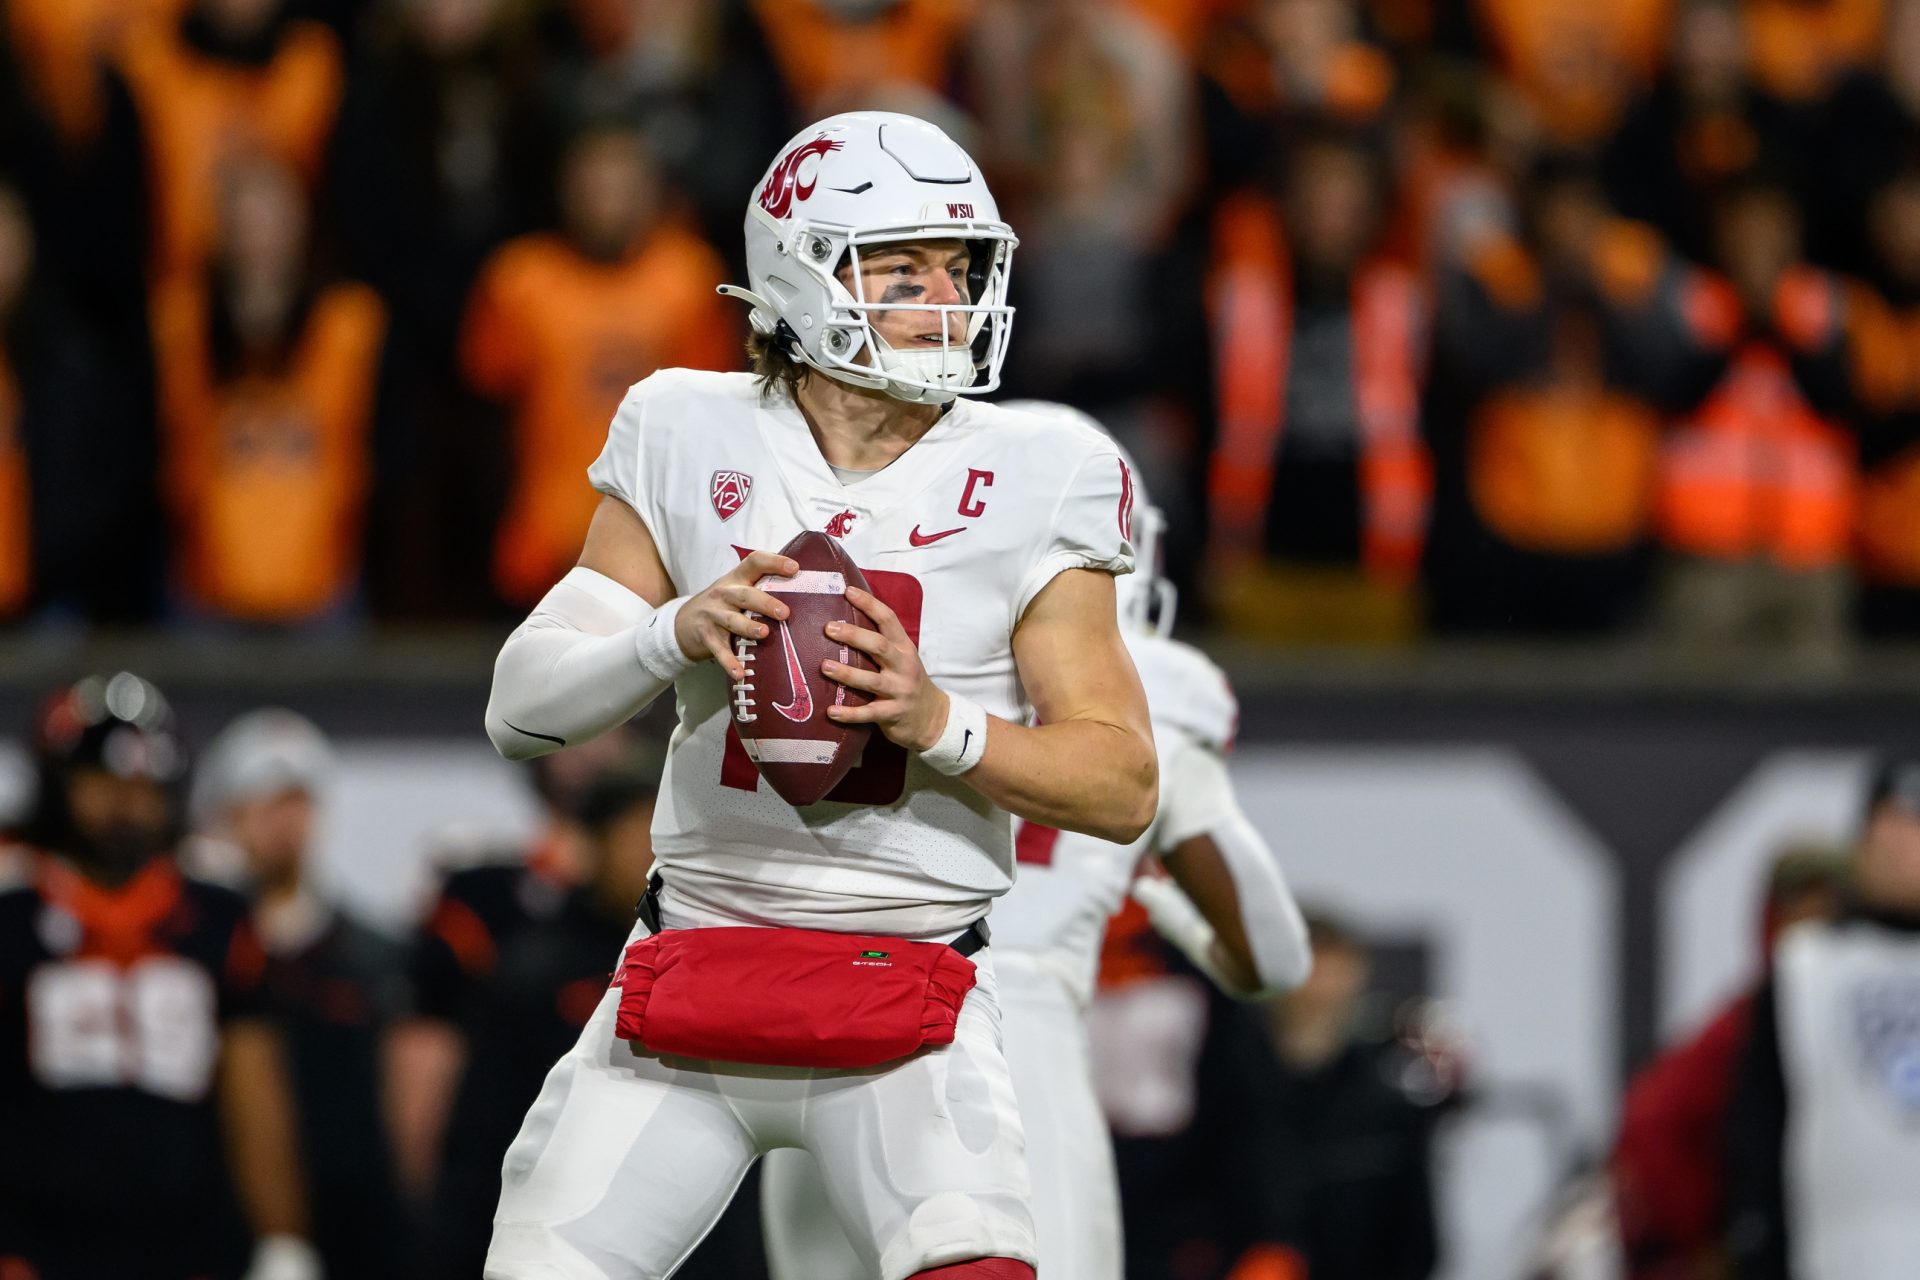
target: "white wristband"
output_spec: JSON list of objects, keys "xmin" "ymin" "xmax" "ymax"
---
[
  {"xmin": 919, "ymin": 693, "xmax": 988, "ymax": 776},
  {"xmin": 633, "ymin": 595, "xmax": 694, "ymax": 681}
]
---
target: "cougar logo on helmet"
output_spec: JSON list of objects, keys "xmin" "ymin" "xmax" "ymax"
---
[
  {"xmin": 723, "ymin": 112, "xmax": 1019, "ymax": 405},
  {"xmin": 758, "ymin": 135, "xmax": 844, "ymax": 219}
]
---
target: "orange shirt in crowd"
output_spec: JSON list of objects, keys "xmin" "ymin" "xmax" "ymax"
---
[
  {"xmin": 4, "ymin": 0, "xmax": 189, "ymax": 144},
  {"xmin": 1471, "ymin": 386, "xmax": 1664, "ymax": 555},
  {"xmin": 118, "ymin": 19, "xmax": 342, "ymax": 280},
  {"xmin": 1745, "ymin": 0, "xmax": 1884, "ymax": 102},
  {"xmin": 1207, "ymin": 192, "xmax": 1430, "ymax": 584},
  {"xmin": 751, "ymin": 0, "xmax": 972, "ymax": 110},
  {"xmin": 152, "ymin": 279, "xmax": 387, "ymax": 621},
  {"xmin": 461, "ymin": 227, "xmax": 734, "ymax": 604},
  {"xmin": 0, "ymin": 355, "xmax": 25, "ymax": 615},
  {"xmin": 1472, "ymin": 0, "xmax": 1670, "ymax": 143},
  {"xmin": 1459, "ymin": 222, "xmax": 1673, "ymax": 556},
  {"xmin": 1659, "ymin": 270, "xmax": 1860, "ymax": 570}
]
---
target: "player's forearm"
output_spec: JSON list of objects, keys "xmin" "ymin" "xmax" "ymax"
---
[
  {"xmin": 484, "ymin": 567, "xmax": 687, "ymax": 760},
  {"xmin": 961, "ymin": 714, "xmax": 1157, "ymax": 844},
  {"xmin": 219, "ymin": 1020, "xmax": 309, "ymax": 1239},
  {"xmin": 383, "ymin": 1018, "xmax": 468, "ymax": 1200},
  {"xmin": 1162, "ymin": 816, "xmax": 1313, "ymax": 997}
]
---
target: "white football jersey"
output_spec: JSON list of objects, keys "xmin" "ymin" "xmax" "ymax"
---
[
  {"xmin": 588, "ymin": 369, "xmax": 1134, "ymax": 936},
  {"xmin": 989, "ymin": 633, "xmax": 1239, "ymax": 1004}
]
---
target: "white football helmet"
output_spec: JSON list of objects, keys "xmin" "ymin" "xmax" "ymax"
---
[
  {"xmin": 1003, "ymin": 400, "xmax": 1176, "ymax": 637},
  {"xmin": 720, "ymin": 112, "xmax": 1017, "ymax": 405}
]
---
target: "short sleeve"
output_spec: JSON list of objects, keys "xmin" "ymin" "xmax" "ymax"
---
[
  {"xmin": 404, "ymin": 893, "xmax": 495, "ymax": 1024},
  {"xmin": 1014, "ymin": 450, "xmax": 1138, "ymax": 621},
  {"xmin": 583, "ymin": 379, "xmax": 652, "ymax": 521},
  {"xmin": 1156, "ymin": 741, "xmax": 1244, "ymax": 851}
]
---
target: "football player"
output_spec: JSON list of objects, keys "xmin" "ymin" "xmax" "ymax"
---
[
  {"xmin": 760, "ymin": 404, "xmax": 1314, "ymax": 1279},
  {"xmin": 0, "ymin": 674, "xmax": 319, "ymax": 1280},
  {"xmin": 480, "ymin": 113, "xmax": 1157, "ymax": 1280},
  {"xmin": 189, "ymin": 709, "xmax": 409, "ymax": 1279}
]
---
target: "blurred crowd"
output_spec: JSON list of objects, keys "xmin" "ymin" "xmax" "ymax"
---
[{"xmin": 5, "ymin": 0, "xmax": 1920, "ymax": 648}]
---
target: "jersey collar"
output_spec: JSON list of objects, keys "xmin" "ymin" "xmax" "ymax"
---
[{"xmin": 754, "ymin": 394, "xmax": 973, "ymax": 520}]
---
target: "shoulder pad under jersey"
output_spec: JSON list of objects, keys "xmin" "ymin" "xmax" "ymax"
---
[{"xmin": 1126, "ymin": 635, "xmax": 1238, "ymax": 753}]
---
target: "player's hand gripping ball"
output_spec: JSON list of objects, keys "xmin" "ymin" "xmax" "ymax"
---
[{"xmin": 730, "ymin": 531, "xmax": 878, "ymax": 805}]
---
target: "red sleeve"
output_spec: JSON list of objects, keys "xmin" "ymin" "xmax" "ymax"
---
[{"xmin": 1612, "ymin": 994, "xmax": 1753, "ymax": 1256}]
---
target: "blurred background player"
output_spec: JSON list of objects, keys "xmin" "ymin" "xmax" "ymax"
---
[
  {"xmin": 0, "ymin": 673, "xmax": 319, "ymax": 1280},
  {"xmin": 760, "ymin": 403, "xmax": 1312, "ymax": 1280},
  {"xmin": 386, "ymin": 724, "xmax": 637, "ymax": 1205},
  {"xmin": 1192, "ymin": 910, "xmax": 1451, "ymax": 1280},
  {"xmin": 1611, "ymin": 842, "xmax": 1848, "ymax": 1280},
  {"xmin": 188, "ymin": 707, "xmax": 410, "ymax": 1279},
  {"xmin": 1724, "ymin": 756, "xmax": 1920, "ymax": 1279}
]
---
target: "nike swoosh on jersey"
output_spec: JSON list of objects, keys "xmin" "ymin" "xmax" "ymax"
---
[
  {"xmin": 771, "ymin": 621, "xmax": 813, "ymax": 721},
  {"xmin": 909, "ymin": 525, "xmax": 966, "ymax": 547}
]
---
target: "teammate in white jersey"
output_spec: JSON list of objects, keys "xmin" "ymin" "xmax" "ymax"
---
[
  {"xmin": 761, "ymin": 404, "xmax": 1314, "ymax": 1279},
  {"xmin": 478, "ymin": 115, "xmax": 1157, "ymax": 1280}
]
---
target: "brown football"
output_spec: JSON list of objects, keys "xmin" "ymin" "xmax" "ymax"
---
[{"xmin": 731, "ymin": 530, "xmax": 877, "ymax": 806}]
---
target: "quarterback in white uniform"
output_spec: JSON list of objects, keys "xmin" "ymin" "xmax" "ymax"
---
[
  {"xmin": 762, "ymin": 405, "xmax": 1315, "ymax": 1279},
  {"xmin": 478, "ymin": 116, "xmax": 1156, "ymax": 1280}
]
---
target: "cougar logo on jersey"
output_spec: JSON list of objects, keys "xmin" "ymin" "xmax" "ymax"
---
[
  {"xmin": 1118, "ymin": 459, "xmax": 1134, "ymax": 539},
  {"xmin": 758, "ymin": 135, "xmax": 844, "ymax": 219},
  {"xmin": 825, "ymin": 510, "xmax": 857, "ymax": 538},
  {"xmin": 711, "ymin": 471, "xmax": 752, "ymax": 521}
]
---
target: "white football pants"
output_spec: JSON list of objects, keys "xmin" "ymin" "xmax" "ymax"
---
[{"xmin": 761, "ymin": 954, "xmax": 1123, "ymax": 1279}]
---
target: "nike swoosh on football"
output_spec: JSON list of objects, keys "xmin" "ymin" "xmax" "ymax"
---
[
  {"xmin": 771, "ymin": 620, "xmax": 813, "ymax": 722},
  {"xmin": 909, "ymin": 525, "xmax": 966, "ymax": 547}
]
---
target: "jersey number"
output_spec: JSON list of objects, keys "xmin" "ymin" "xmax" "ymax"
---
[
  {"xmin": 27, "ymin": 956, "xmax": 219, "ymax": 1101},
  {"xmin": 720, "ymin": 567, "xmax": 925, "ymax": 807}
]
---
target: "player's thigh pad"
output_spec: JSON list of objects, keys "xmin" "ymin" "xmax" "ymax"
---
[
  {"xmin": 486, "ymin": 989, "xmax": 759, "ymax": 1280},
  {"xmin": 802, "ymin": 953, "xmax": 1037, "ymax": 1280},
  {"xmin": 998, "ymin": 968, "xmax": 1124, "ymax": 1280}
]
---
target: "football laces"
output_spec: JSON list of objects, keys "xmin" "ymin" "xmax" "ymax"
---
[{"xmin": 732, "ymin": 628, "xmax": 758, "ymax": 723}]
